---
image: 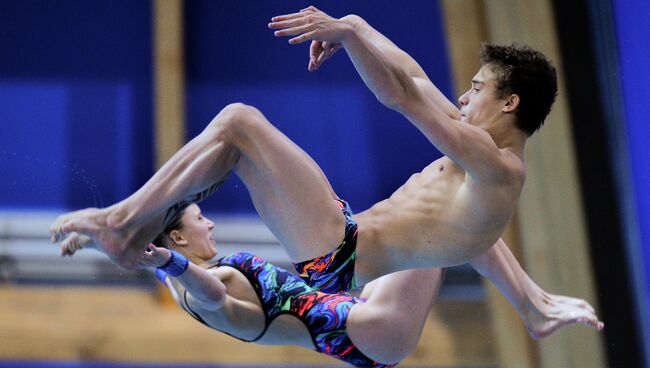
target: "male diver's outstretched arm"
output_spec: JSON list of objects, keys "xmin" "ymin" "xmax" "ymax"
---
[
  {"xmin": 270, "ymin": 8, "xmax": 459, "ymax": 120},
  {"xmin": 270, "ymin": 6, "xmax": 515, "ymax": 182},
  {"xmin": 270, "ymin": 7, "xmax": 453, "ymax": 114},
  {"xmin": 470, "ymin": 238, "xmax": 604, "ymax": 339}
]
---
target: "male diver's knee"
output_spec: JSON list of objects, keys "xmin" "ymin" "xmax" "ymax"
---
[
  {"xmin": 220, "ymin": 102, "xmax": 254, "ymax": 117},
  {"xmin": 209, "ymin": 102, "xmax": 264, "ymax": 134}
]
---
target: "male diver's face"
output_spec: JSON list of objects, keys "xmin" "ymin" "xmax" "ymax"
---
[
  {"xmin": 457, "ymin": 65, "xmax": 504, "ymax": 127},
  {"xmin": 179, "ymin": 204, "xmax": 218, "ymax": 261}
]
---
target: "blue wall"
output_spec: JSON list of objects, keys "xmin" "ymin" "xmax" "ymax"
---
[
  {"xmin": 0, "ymin": 1, "xmax": 453, "ymax": 215},
  {"xmin": 0, "ymin": 0, "xmax": 153, "ymax": 210},
  {"xmin": 612, "ymin": 0, "xmax": 650, "ymax": 363},
  {"xmin": 184, "ymin": 1, "xmax": 453, "ymax": 214}
]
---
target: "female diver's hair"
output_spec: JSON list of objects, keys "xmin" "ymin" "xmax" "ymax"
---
[{"xmin": 152, "ymin": 208, "xmax": 187, "ymax": 248}]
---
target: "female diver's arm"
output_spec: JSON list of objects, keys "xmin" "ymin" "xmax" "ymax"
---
[{"xmin": 143, "ymin": 244, "xmax": 227, "ymax": 311}]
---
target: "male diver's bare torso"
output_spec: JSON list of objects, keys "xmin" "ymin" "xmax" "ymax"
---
[{"xmin": 355, "ymin": 154, "xmax": 524, "ymax": 284}]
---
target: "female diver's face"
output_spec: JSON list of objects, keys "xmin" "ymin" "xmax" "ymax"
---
[{"xmin": 177, "ymin": 204, "xmax": 218, "ymax": 262}]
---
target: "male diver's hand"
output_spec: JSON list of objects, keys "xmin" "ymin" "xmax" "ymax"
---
[
  {"xmin": 307, "ymin": 39, "xmax": 342, "ymax": 71},
  {"xmin": 139, "ymin": 244, "xmax": 172, "ymax": 269},
  {"xmin": 269, "ymin": 6, "xmax": 353, "ymax": 71}
]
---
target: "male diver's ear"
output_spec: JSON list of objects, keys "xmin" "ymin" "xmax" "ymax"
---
[
  {"xmin": 503, "ymin": 94, "xmax": 520, "ymax": 113},
  {"xmin": 169, "ymin": 229, "xmax": 188, "ymax": 246}
]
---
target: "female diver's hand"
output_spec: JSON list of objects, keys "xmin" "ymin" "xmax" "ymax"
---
[{"xmin": 139, "ymin": 243, "xmax": 172, "ymax": 268}]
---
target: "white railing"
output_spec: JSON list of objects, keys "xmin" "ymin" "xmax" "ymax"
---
[{"xmin": 0, "ymin": 211, "xmax": 290, "ymax": 284}]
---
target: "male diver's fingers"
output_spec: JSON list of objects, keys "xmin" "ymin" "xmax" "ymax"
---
[
  {"xmin": 581, "ymin": 314, "xmax": 605, "ymax": 331},
  {"xmin": 289, "ymin": 30, "xmax": 318, "ymax": 45},
  {"xmin": 309, "ymin": 40, "xmax": 322, "ymax": 63},
  {"xmin": 270, "ymin": 12, "xmax": 305, "ymax": 23},
  {"xmin": 300, "ymin": 5, "xmax": 319, "ymax": 13},
  {"xmin": 321, "ymin": 41, "xmax": 331, "ymax": 53},
  {"xmin": 273, "ymin": 23, "xmax": 313, "ymax": 38},
  {"xmin": 581, "ymin": 301, "xmax": 596, "ymax": 315},
  {"xmin": 320, "ymin": 43, "xmax": 341, "ymax": 64},
  {"xmin": 268, "ymin": 17, "xmax": 307, "ymax": 30},
  {"xmin": 555, "ymin": 295, "xmax": 596, "ymax": 314},
  {"xmin": 315, "ymin": 51, "xmax": 327, "ymax": 68}
]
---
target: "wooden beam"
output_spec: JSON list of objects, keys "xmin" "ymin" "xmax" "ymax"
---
[
  {"xmin": 153, "ymin": 0, "xmax": 185, "ymax": 169},
  {"xmin": 152, "ymin": 0, "xmax": 186, "ymax": 307},
  {"xmin": 482, "ymin": 1, "xmax": 606, "ymax": 367},
  {"xmin": 440, "ymin": 2, "xmax": 537, "ymax": 367}
]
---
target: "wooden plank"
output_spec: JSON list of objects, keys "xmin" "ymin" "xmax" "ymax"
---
[
  {"xmin": 440, "ymin": 2, "xmax": 537, "ymax": 367},
  {"xmin": 152, "ymin": 0, "xmax": 186, "ymax": 306},
  {"xmin": 481, "ymin": 1, "xmax": 607, "ymax": 367},
  {"xmin": 485, "ymin": 221, "xmax": 539, "ymax": 368},
  {"xmin": 440, "ymin": 0, "xmax": 486, "ymax": 97},
  {"xmin": 153, "ymin": 0, "xmax": 185, "ymax": 168},
  {"xmin": 0, "ymin": 285, "xmax": 495, "ymax": 366}
]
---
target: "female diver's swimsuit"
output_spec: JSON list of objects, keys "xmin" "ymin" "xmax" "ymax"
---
[{"xmin": 180, "ymin": 252, "xmax": 397, "ymax": 368}]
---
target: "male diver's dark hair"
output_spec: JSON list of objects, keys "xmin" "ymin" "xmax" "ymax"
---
[
  {"xmin": 480, "ymin": 43, "xmax": 558, "ymax": 136},
  {"xmin": 152, "ymin": 208, "xmax": 186, "ymax": 249}
]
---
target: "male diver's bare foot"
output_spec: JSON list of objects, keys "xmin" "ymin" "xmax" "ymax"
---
[
  {"xmin": 521, "ymin": 289, "xmax": 604, "ymax": 339},
  {"xmin": 50, "ymin": 206, "xmax": 148, "ymax": 269}
]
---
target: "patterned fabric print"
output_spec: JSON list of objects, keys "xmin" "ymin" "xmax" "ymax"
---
[
  {"xmin": 218, "ymin": 252, "xmax": 313, "ymax": 341},
  {"xmin": 293, "ymin": 200, "xmax": 358, "ymax": 293},
  {"xmin": 291, "ymin": 292, "xmax": 397, "ymax": 368},
  {"xmin": 218, "ymin": 252, "xmax": 398, "ymax": 367}
]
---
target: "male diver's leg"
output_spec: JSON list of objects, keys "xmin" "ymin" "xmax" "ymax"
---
[
  {"xmin": 347, "ymin": 268, "xmax": 445, "ymax": 364},
  {"xmin": 51, "ymin": 103, "xmax": 346, "ymax": 268}
]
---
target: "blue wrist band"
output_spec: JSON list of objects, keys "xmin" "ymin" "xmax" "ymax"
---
[
  {"xmin": 157, "ymin": 250, "xmax": 189, "ymax": 277},
  {"xmin": 155, "ymin": 269, "xmax": 168, "ymax": 283}
]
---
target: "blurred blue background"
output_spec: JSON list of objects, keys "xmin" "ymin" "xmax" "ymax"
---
[
  {"xmin": 0, "ymin": 0, "xmax": 451, "ymax": 214},
  {"xmin": 0, "ymin": 0, "xmax": 648, "ymax": 367}
]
